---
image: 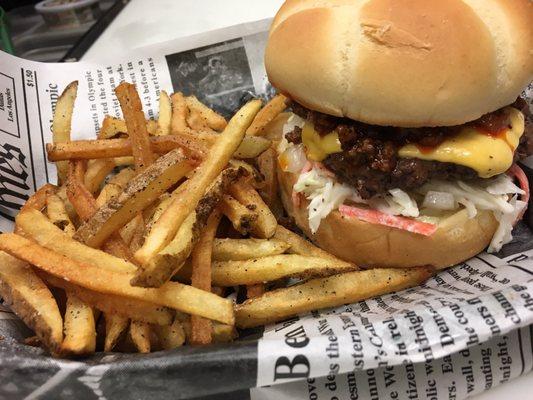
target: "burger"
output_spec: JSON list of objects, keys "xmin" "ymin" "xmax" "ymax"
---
[{"xmin": 265, "ymin": 0, "xmax": 533, "ymax": 268}]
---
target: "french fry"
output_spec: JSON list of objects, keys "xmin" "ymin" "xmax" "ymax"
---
[
  {"xmin": 132, "ymin": 167, "xmax": 241, "ymax": 287},
  {"xmin": 187, "ymin": 107, "xmax": 211, "ymax": 131},
  {"xmin": 16, "ymin": 183, "xmax": 56, "ymax": 228},
  {"xmin": 219, "ymin": 195, "xmax": 257, "ymax": 235},
  {"xmin": 66, "ymin": 161, "xmax": 101, "ymax": 221},
  {"xmin": 229, "ymin": 180, "xmax": 277, "ymax": 238},
  {"xmin": 75, "ymin": 148, "xmax": 194, "ymax": 248},
  {"xmin": 153, "ymin": 318, "xmax": 186, "ymax": 350},
  {"xmin": 99, "ymin": 115, "xmax": 127, "ymax": 139},
  {"xmin": 233, "ymin": 135, "xmax": 271, "ymax": 159},
  {"xmin": 128, "ymin": 217, "xmax": 145, "ymax": 253},
  {"xmin": 136, "ymin": 99, "xmax": 262, "ymax": 265},
  {"xmin": 185, "ymin": 95, "xmax": 227, "ymax": 131},
  {"xmin": 47, "ymin": 133, "xmax": 268, "ymax": 161},
  {"xmin": 46, "ymin": 194, "xmax": 76, "ymax": 236},
  {"xmin": 46, "ymin": 134, "xmax": 205, "ymax": 164},
  {"xmin": 246, "ymin": 94, "xmax": 287, "ymax": 136},
  {"xmin": 0, "ymin": 233, "xmax": 235, "ymax": 325},
  {"xmin": 120, "ymin": 214, "xmax": 144, "ymax": 246},
  {"xmin": 18, "ymin": 209, "xmax": 135, "ymax": 273},
  {"xmin": 96, "ymin": 168, "xmax": 136, "ymax": 208},
  {"xmin": 182, "ymin": 320, "xmax": 236, "ymax": 343},
  {"xmin": 105, "ymin": 314, "xmax": 129, "ymax": 351},
  {"xmin": 146, "ymin": 120, "xmax": 158, "ymax": 136},
  {"xmin": 42, "ymin": 272, "xmax": 172, "ymax": 325},
  {"xmin": 156, "ymin": 91, "xmax": 172, "ymax": 135},
  {"xmin": 55, "ymin": 185, "xmax": 77, "ymax": 223},
  {"xmin": 129, "ymin": 321, "xmax": 151, "ymax": 353},
  {"xmin": 212, "ymin": 255, "xmax": 358, "ymax": 286},
  {"xmin": 190, "ymin": 209, "xmax": 221, "ymax": 345},
  {"xmin": 236, "ymin": 267, "xmax": 434, "ymax": 328},
  {"xmin": 99, "ymin": 115, "xmax": 158, "ymax": 139},
  {"xmin": 61, "ymin": 292, "xmax": 96, "ymax": 355},
  {"xmin": 212, "ymin": 238, "xmax": 290, "ymax": 261},
  {"xmin": 53, "ymin": 81, "xmax": 78, "ymax": 183},
  {"xmin": 84, "ymin": 159, "xmax": 116, "ymax": 194},
  {"xmin": 115, "ymin": 82, "xmax": 156, "ymax": 170},
  {"xmin": 246, "ymin": 284, "xmax": 265, "ymax": 299},
  {"xmin": 273, "ymin": 225, "xmax": 354, "ymax": 268},
  {"xmin": 256, "ymin": 147, "xmax": 283, "ymax": 217},
  {"xmin": 171, "ymin": 92, "xmax": 190, "ymax": 134},
  {"xmin": 0, "ymin": 251, "xmax": 63, "ymax": 354}
]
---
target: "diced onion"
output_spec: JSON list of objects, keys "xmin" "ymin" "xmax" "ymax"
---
[{"xmin": 422, "ymin": 191, "xmax": 455, "ymax": 210}]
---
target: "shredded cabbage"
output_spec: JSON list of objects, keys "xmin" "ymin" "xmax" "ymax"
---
[{"xmin": 288, "ymin": 144, "xmax": 525, "ymax": 252}]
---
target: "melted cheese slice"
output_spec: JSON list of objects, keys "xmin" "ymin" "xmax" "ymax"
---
[
  {"xmin": 301, "ymin": 108, "xmax": 525, "ymax": 177},
  {"xmin": 301, "ymin": 122, "xmax": 341, "ymax": 161},
  {"xmin": 398, "ymin": 108, "xmax": 524, "ymax": 178}
]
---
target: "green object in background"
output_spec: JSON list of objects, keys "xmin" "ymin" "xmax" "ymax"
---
[{"xmin": 0, "ymin": 7, "xmax": 14, "ymax": 54}]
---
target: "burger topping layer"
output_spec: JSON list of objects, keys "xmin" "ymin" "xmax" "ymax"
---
[
  {"xmin": 288, "ymin": 101, "xmax": 531, "ymax": 199},
  {"xmin": 279, "ymin": 101, "xmax": 531, "ymax": 253}
]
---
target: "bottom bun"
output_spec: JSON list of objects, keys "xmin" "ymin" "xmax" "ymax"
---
[{"xmin": 278, "ymin": 168, "xmax": 499, "ymax": 269}]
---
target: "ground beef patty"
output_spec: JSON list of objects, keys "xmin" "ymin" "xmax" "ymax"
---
[{"xmin": 288, "ymin": 100, "xmax": 531, "ymax": 199}]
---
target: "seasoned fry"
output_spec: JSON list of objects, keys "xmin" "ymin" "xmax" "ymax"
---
[
  {"xmin": 136, "ymin": 100, "xmax": 262, "ymax": 265},
  {"xmin": 75, "ymin": 148, "xmax": 194, "ymax": 248},
  {"xmin": 0, "ymin": 252, "xmax": 63, "ymax": 354},
  {"xmin": 156, "ymin": 91, "xmax": 172, "ymax": 135},
  {"xmin": 233, "ymin": 135, "xmax": 271, "ymax": 158},
  {"xmin": 18, "ymin": 209, "xmax": 135, "ymax": 273},
  {"xmin": 19, "ymin": 184, "xmax": 56, "ymax": 214},
  {"xmin": 96, "ymin": 168, "xmax": 136, "ymax": 208},
  {"xmin": 115, "ymin": 82, "xmax": 155, "ymax": 170},
  {"xmin": 47, "ymin": 133, "xmax": 268, "ymax": 161},
  {"xmin": 120, "ymin": 214, "xmax": 144, "ymax": 246},
  {"xmin": 187, "ymin": 107, "xmax": 210, "ymax": 131},
  {"xmin": 99, "ymin": 115, "xmax": 158, "ymax": 139},
  {"xmin": 104, "ymin": 314, "xmax": 128, "ymax": 352},
  {"xmin": 153, "ymin": 318, "xmax": 186, "ymax": 350},
  {"xmin": 219, "ymin": 195, "xmax": 257, "ymax": 235},
  {"xmin": 42, "ymin": 273, "xmax": 172, "ymax": 325},
  {"xmin": 128, "ymin": 217, "xmax": 145, "ymax": 253},
  {"xmin": 84, "ymin": 159, "xmax": 116, "ymax": 194},
  {"xmin": 229, "ymin": 180, "xmax": 277, "ymax": 238},
  {"xmin": 46, "ymin": 194, "xmax": 76, "ymax": 236},
  {"xmin": 0, "ymin": 233, "xmax": 235, "ymax": 325},
  {"xmin": 246, "ymin": 284, "xmax": 264, "ymax": 299},
  {"xmin": 66, "ymin": 162, "xmax": 100, "ymax": 221},
  {"xmin": 129, "ymin": 321, "xmax": 151, "ymax": 353},
  {"xmin": 53, "ymin": 81, "xmax": 78, "ymax": 183},
  {"xmin": 190, "ymin": 210, "xmax": 221, "ymax": 345},
  {"xmin": 61, "ymin": 293, "xmax": 96, "ymax": 355},
  {"xmin": 212, "ymin": 254, "xmax": 358, "ymax": 286},
  {"xmin": 212, "ymin": 238, "xmax": 290, "ymax": 261},
  {"xmin": 133, "ymin": 167, "xmax": 241, "ymax": 287},
  {"xmin": 256, "ymin": 147, "xmax": 283, "ymax": 216},
  {"xmin": 246, "ymin": 94, "xmax": 287, "ymax": 136},
  {"xmin": 182, "ymin": 320, "xmax": 236, "ymax": 343},
  {"xmin": 99, "ymin": 116, "xmax": 127, "ymax": 139},
  {"xmin": 273, "ymin": 225, "xmax": 354, "ymax": 267},
  {"xmin": 236, "ymin": 267, "xmax": 434, "ymax": 328},
  {"xmin": 170, "ymin": 92, "xmax": 190, "ymax": 134},
  {"xmin": 185, "ymin": 95, "xmax": 227, "ymax": 131}
]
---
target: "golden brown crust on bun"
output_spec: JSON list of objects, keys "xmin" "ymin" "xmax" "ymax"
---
[
  {"xmin": 278, "ymin": 167, "xmax": 499, "ymax": 269},
  {"xmin": 266, "ymin": 0, "xmax": 533, "ymax": 127}
]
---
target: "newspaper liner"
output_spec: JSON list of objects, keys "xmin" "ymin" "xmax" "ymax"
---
[{"xmin": 0, "ymin": 19, "xmax": 532, "ymax": 399}]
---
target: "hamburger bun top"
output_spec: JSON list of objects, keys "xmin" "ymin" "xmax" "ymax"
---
[{"xmin": 265, "ymin": 0, "xmax": 533, "ymax": 127}]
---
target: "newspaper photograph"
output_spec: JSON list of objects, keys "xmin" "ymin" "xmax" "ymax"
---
[{"xmin": 0, "ymin": 18, "xmax": 532, "ymax": 400}]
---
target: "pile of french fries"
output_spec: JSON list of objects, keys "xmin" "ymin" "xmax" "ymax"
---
[{"xmin": 0, "ymin": 81, "xmax": 432, "ymax": 357}]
